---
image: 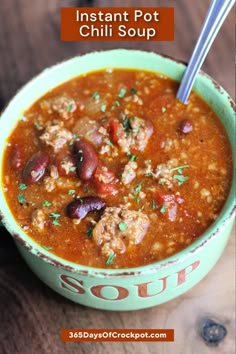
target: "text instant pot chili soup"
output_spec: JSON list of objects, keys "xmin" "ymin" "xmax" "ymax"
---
[{"xmin": 2, "ymin": 69, "xmax": 232, "ymax": 268}]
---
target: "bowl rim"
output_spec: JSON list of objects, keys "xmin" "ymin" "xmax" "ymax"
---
[{"xmin": 0, "ymin": 49, "xmax": 235, "ymax": 277}]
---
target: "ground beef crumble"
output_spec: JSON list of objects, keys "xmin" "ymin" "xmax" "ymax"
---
[
  {"xmin": 40, "ymin": 125, "xmax": 73, "ymax": 152},
  {"xmin": 40, "ymin": 94, "xmax": 77, "ymax": 120},
  {"xmin": 92, "ymin": 206, "xmax": 150, "ymax": 257}
]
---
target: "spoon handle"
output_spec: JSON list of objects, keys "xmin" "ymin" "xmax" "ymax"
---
[{"xmin": 177, "ymin": 0, "xmax": 235, "ymax": 104}]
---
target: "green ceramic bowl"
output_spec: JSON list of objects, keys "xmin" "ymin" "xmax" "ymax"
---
[{"xmin": 0, "ymin": 50, "xmax": 235, "ymax": 310}]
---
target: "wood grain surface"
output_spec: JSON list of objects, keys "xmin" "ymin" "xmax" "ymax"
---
[{"xmin": 0, "ymin": 1, "xmax": 235, "ymax": 353}]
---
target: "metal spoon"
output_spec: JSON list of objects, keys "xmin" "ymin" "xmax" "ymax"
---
[{"xmin": 177, "ymin": 0, "xmax": 235, "ymax": 104}]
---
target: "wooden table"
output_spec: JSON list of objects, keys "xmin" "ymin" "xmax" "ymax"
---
[{"xmin": 0, "ymin": 1, "xmax": 235, "ymax": 353}]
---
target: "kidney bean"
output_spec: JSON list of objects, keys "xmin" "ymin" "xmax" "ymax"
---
[
  {"xmin": 66, "ymin": 196, "xmax": 106, "ymax": 219},
  {"xmin": 177, "ymin": 119, "xmax": 193, "ymax": 134},
  {"xmin": 10, "ymin": 144, "xmax": 23, "ymax": 170},
  {"xmin": 73, "ymin": 140, "xmax": 98, "ymax": 180},
  {"xmin": 22, "ymin": 151, "xmax": 49, "ymax": 184}
]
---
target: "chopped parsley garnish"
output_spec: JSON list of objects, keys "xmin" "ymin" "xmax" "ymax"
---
[
  {"xmin": 160, "ymin": 204, "xmax": 166, "ymax": 213},
  {"xmin": 17, "ymin": 194, "xmax": 26, "ymax": 204},
  {"xmin": 52, "ymin": 219, "xmax": 61, "ymax": 226},
  {"xmin": 42, "ymin": 201, "xmax": 51, "ymax": 207},
  {"xmin": 170, "ymin": 165, "xmax": 189, "ymax": 185},
  {"xmin": 134, "ymin": 182, "xmax": 142, "ymax": 195},
  {"xmin": 131, "ymin": 87, "xmax": 137, "ymax": 95},
  {"xmin": 118, "ymin": 88, "xmax": 127, "ymax": 98},
  {"xmin": 18, "ymin": 183, "xmax": 27, "ymax": 190},
  {"xmin": 173, "ymin": 174, "xmax": 189, "ymax": 185},
  {"xmin": 133, "ymin": 182, "xmax": 142, "ymax": 203},
  {"xmin": 161, "ymin": 107, "xmax": 166, "ymax": 113},
  {"xmin": 122, "ymin": 116, "xmax": 132, "ymax": 132},
  {"xmin": 132, "ymin": 128, "xmax": 139, "ymax": 133},
  {"xmin": 118, "ymin": 222, "xmax": 127, "ymax": 231},
  {"xmin": 151, "ymin": 200, "xmax": 156, "ymax": 209},
  {"xmin": 50, "ymin": 213, "xmax": 61, "ymax": 219},
  {"xmin": 34, "ymin": 122, "xmax": 42, "ymax": 130},
  {"xmin": 134, "ymin": 195, "xmax": 141, "ymax": 203},
  {"xmin": 92, "ymin": 92, "xmax": 100, "ymax": 100},
  {"xmin": 49, "ymin": 213, "xmax": 61, "ymax": 226},
  {"xmin": 68, "ymin": 190, "xmax": 76, "ymax": 195},
  {"xmin": 106, "ymin": 253, "xmax": 115, "ymax": 265},
  {"xmin": 66, "ymin": 103, "xmax": 73, "ymax": 111},
  {"xmin": 111, "ymin": 100, "xmax": 120, "ymax": 110},
  {"xmin": 107, "ymin": 139, "xmax": 113, "ymax": 146},
  {"xmin": 83, "ymin": 188, "xmax": 89, "ymax": 193},
  {"xmin": 114, "ymin": 100, "xmax": 120, "ymax": 107},
  {"xmin": 86, "ymin": 226, "xmax": 94, "ymax": 239},
  {"xmin": 100, "ymin": 104, "xmax": 106, "ymax": 113},
  {"xmin": 69, "ymin": 166, "xmax": 76, "ymax": 172},
  {"xmin": 86, "ymin": 129, "xmax": 93, "ymax": 136},
  {"xmin": 130, "ymin": 155, "xmax": 137, "ymax": 162},
  {"xmin": 42, "ymin": 245, "xmax": 53, "ymax": 251},
  {"xmin": 127, "ymin": 151, "xmax": 137, "ymax": 161},
  {"xmin": 170, "ymin": 165, "xmax": 189, "ymax": 173}
]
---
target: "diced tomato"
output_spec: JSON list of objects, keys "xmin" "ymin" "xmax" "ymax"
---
[
  {"xmin": 155, "ymin": 191, "xmax": 182, "ymax": 222},
  {"xmin": 95, "ymin": 182, "xmax": 118, "ymax": 196},
  {"xmin": 155, "ymin": 191, "xmax": 175, "ymax": 204},
  {"xmin": 94, "ymin": 165, "xmax": 119, "ymax": 196},
  {"xmin": 54, "ymin": 152, "xmax": 76, "ymax": 177},
  {"xmin": 109, "ymin": 119, "xmax": 125, "ymax": 144},
  {"xmin": 94, "ymin": 165, "xmax": 118, "ymax": 184}
]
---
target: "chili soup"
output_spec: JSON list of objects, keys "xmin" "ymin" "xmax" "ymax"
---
[{"xmin": 2, "ymin": 68, "xmax": 232, "ymax": 268}]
